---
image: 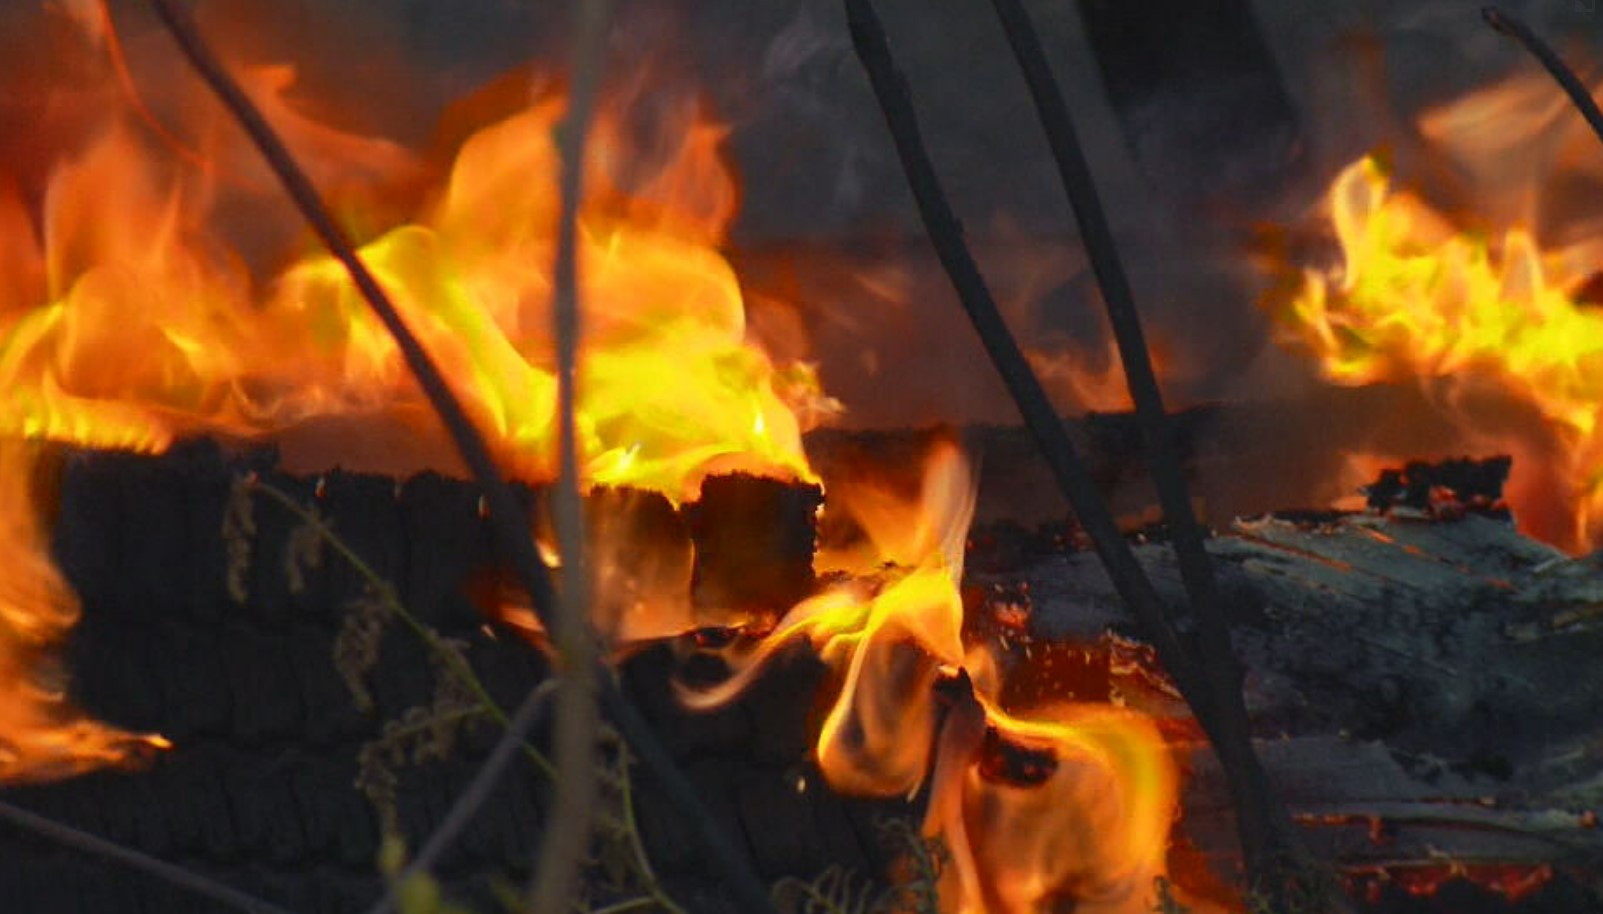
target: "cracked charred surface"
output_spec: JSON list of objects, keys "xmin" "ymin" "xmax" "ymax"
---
[
  {"xmin": 973, "ymin": 508, "xmax": 1603, "ymax": 903},
  {"xmin": 0, "ymin": 441, "xmax": 901, "ymax": 914},
  {"xmin": 7, "ymin": 436, "xmax": 1603, "ymax": 913}
]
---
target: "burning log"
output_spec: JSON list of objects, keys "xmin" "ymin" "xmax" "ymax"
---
[
  {"xmin": 686, "ymin": 474, "xmax": 822, "ymax": 619},
  {"xmin": 806, "ymin": 384, "xmax": 1520, "ymax": 532},
  {"xmin": 974, "ymin": 505, "xmax": 1603, "ymax": 903},
  {"xmin": 0, "ymin": 443, "xmax": 881, "ymax": 914},
  {"xmin": 5, "ymin": 441, "xmax": 1599, "ymax": 913}
]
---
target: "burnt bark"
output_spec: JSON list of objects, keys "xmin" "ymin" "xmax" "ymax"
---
[
  {"xmin": 0, "ymin": 442, "xmax": 887, "ymax": 914},
  {"xmin": 976, "ymin": 509, "xmax": 1603, "ymax": 894},
  {"xmin": 6, "ymin": 442, "xmax": 1601, "ymax": 912}
]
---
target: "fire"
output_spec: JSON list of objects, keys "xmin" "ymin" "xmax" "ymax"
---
[
  {"xmin": 1028, "ymin": 337, "xmax": 1179, "ymax": 416},
  {"xmin": 2, "ymin": 12, "xmax": 1180, "ymax": 911},
  {"xmin": 0, "ymin": 439, "xmax": 171, "ymax": 781},
  {"xmin": 1269, "ymin": 153, "xmax": 1603, "ymax": 551},
  {"xmin": 686, "ymin": 443, "xmax": 1177, "ymax": 914},
  {"xmin": 0, "ymin": 17, "xmax": 818, "ymax": 780}
]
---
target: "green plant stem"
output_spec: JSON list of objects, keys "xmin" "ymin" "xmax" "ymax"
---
[
  {"xmin": 374, "ymin": 706, "xmax": 492, "ymax": 743},
  {"xmin": 614, "ymin": 746, "xmax": 686, "ymax": 914},
  {"xmin": 255, "ymin": 478, "xmax": 682, "ymax": 910},
  {"xmin": 253, "ymin": 479, "xmax": 556, "ymax": 780}
]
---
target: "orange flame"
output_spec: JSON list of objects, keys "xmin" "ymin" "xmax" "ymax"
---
[
  {"xmin": 0, "ymin": 27, "xmax": 822, "ymax": 779},
  {"xmin": 0, "ymin": 439, "xmax": 170, "ymax": 781},
  {"xmin": 1269, "ymin": 153, "xmax": 1603, "ymax": 551},
  {"xmin": 1028, "ymin": 337, "xmax": 1181, "ymax": 416},
  {"xmin": 929, "ymin": 655, "xmax": 1177, "ymax": 914},
  {"xmin": 4, "ymin": 18, "xmax": 1179, "ymax": 911},
  {"xmin": 686, "ymin": 443, "xmax": 1177, "ymax": 913}
]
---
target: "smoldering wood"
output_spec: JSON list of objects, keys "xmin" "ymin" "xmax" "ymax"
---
[
  {"xmin": 686, "ymin": 474, "xmax": 823, "ymax": 617},
  {"xmin": 804, "ymin": 383, "xmax": 1487, "ymax": 533},
  {"xmin": 4, "ymin": 436, "xmax": 1601, "ymax": 912},
  {"xmin": 975, "ymin": 510, "xmax": 1603, "ymax": 889}
]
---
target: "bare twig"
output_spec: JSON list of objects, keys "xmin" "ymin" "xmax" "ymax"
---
[
  {"xmin": 982, "ymin": 0, "xmax": 1307, "ymax": 901},
  {"xmin": 1484, "ymin": 7, "xmax": 1603, "ymax": 146},
  {"xmin": 397, "ymin": 680, "xmax": 561, "ymax": 891},
  {"xmin": 0, "ymin": 799, "xmax": 297, "ymax": 914},
  {"xmin": 841, "ymin": 0, "xmax": 1207, "ymax": 710},
  {"xmin": 528, "ymin": 0, "xmax": 615, "ymax": 909},
  {"xmin": 140, "ymin": 3, "xmax": 775, "ymax": 912},
  {"xmin": 985, "ymin": 0, "xmax": 1232, "ymax": 655}
]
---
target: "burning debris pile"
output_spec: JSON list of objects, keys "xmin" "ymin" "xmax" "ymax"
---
[
  {"xmin": 2, "ymin": 2, "xmax": 1603, "ymax": 913},
  {"xmin": 0, "ymin": 4, "xmax": 1176, "ymax": 913}
]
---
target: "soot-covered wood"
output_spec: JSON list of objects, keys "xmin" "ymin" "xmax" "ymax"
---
[
  {"xmin": 0, "ymin": 441, "xmax": 898, "ymax": 914},
  {"xmin": 6, "ymin": 436, "xmax": 1601, "ymax": 913},
  {"xmin": 967, "ymin": 507, "xmax": 1603, "ymax": 908}
]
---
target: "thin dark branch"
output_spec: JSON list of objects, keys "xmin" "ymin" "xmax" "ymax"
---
[
  {"xmin": 140, "ymin": 3, "xmax": 776, "ymax": 912},
  {"xmin": 387, "ymin": 680, "xmax": 559, "ymax": 906},
  {"xmin": 0, "ymin": 799, "xmax": 297, "ymax": 914},
  {"xmin": 841, "ymin": 0, "xmax": 1206, "ymax": 705},
  {"xmin": 1485, "ymin": 7, "xmax": 1603, "ymax": 145},
  {"xmin": 985, "ymin": 0, "xmax": 1233, "ymax": 680},
  {"xmin": 137, "ymin": 0, "xmax": 560, "ymax": 619},
  {"xmin": 983, "ymin": 0, "xmax": 1305, "ymax": 898}
]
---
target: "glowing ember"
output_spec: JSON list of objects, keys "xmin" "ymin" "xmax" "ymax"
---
[{"xmin": 1268, "ymin": 153, "xmax": 1603, "ymax": 551}]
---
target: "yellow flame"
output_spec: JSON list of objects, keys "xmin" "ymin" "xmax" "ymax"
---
[
  {"xmin": 685, "ymin": 442, "xmax": 1177, "ymax": 913},
  {"xmin": 0, "ymin": 58, "xmax": 820, "ymax": 779},
  {"xmin": 1272, "ymin": 155, "xmax": 1603, "ymax": 551}
]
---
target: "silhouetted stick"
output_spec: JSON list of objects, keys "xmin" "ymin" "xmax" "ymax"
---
[
  {"xmin": 987, "ymin": 0, "xmax": 1234, "ymax": 687},
  {"xmin": 1485, "ymin": 7, "xmax": 1603, "ymax": 146},
  {"xmin": 984, "ymin": 0, "xmax": 1309, "ymax": 902},
  {"xmin": 0, "ymin": 799, "xmax": 297, "ymax": 914},
  {"xmin": 841, "ymin": 0, "xmax": 1209, "ymax": 708},
  {"xmin": 529, "ymin": 0, "xmax": 614, "ymax": 909},
  {"xmin": 376, "ymin": 682, "xmax": 558, "ymax": 912},
  {"xmin": 140, "ymin": 3, "xmax": 776, "ymax": 912}
]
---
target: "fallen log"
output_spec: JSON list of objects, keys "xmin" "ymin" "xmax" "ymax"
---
[
  {"xmin": 5, "ymin": 439, "xmax": 1601, "ymax": 912},
  {"xmin": 978, "ymin": 508, "xmax": 1603, "ymax": 898}
]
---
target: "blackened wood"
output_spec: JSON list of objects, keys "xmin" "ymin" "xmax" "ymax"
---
[
  {"xmin": 2, "ymin": 445, "xmax": 902, "ymax": 914},
  {"xmin": 805, "ymin": 383, "xmax": 1480, "ymax": 531},
  {"xmin": 993, "ymin": 511, "xmax": 1603, "ymax": 891},
  {"xmin": 687, "ymin": 474, "xmax": 822, "ymax": 619}
]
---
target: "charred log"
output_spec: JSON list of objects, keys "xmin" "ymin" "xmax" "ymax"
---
[
  {"xmin": 0, "ymin": 442, "xmax": 884, "ymax": 914},
  {"xmin": 974, "ymin": 507, "xmax": 1603, "ymax": 903},
  {"xmin": 6, "ymin": 439, "xmax": 1601, "ymax": 912}
]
